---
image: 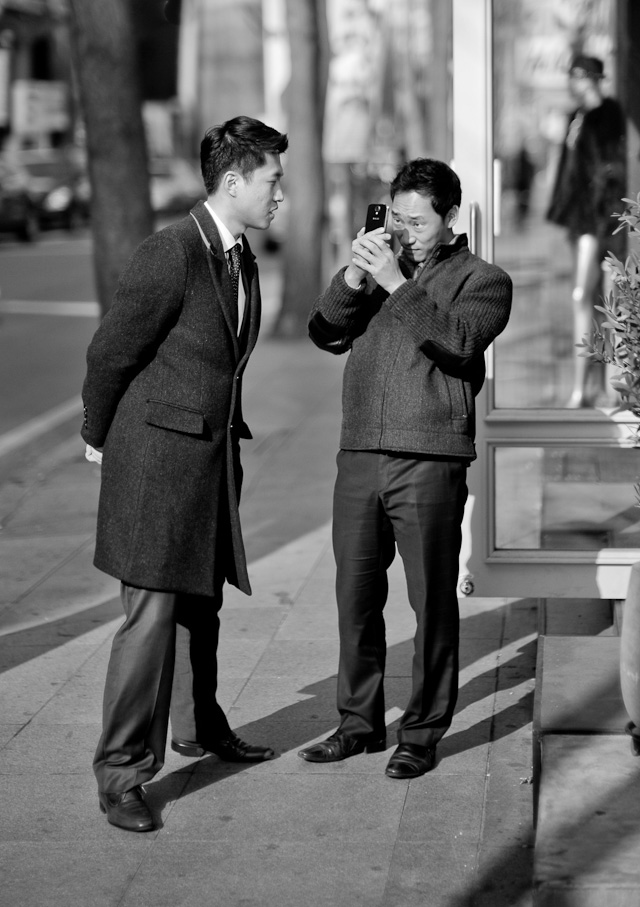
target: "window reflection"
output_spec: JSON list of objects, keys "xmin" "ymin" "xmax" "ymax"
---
[
  {"xmin": 492, "ymin": 0, "xmax": 625, "ymax": 411},
  {"xmin": 494, "ymin": 446, "xmax": 640, "ymax": 550}
]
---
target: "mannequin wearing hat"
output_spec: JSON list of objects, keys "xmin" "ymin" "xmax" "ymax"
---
[{"xmin": 546, "ymin": 54, "xmax": 626, "ymax": 408}]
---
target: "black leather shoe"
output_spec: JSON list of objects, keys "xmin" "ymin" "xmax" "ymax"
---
[
  {"xmin": 385, "ymin": 743, "xmax": 436, "ymax": 779},
  {"xmin": 98, "ymin": 785, "xmax": 154, "ymax": 832},
  {"xmin": 298, "ymin": 730, "xmax": 386, "ymax": 763},
  {"xmin": 171, "ymin": 732, "xmax": 275, "ymax": 762}
]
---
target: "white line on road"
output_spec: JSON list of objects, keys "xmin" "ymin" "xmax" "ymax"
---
[
  {"xmin": 0, "ymin": 395, "xmax": 83, "ymax": 458},
  {"xmin": 0, "ymin": 299, "xmax": 99, "ymax": 317}
]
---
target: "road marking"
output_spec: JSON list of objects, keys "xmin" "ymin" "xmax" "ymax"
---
[
  {"xmin": 0, "ymin": 299, "xmax": 99, "ymax": 317},
  {"xmin": 0, "ymin": 395, "xmax": 83, "ymax": 458}
]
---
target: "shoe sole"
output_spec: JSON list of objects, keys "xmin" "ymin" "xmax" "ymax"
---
[
  {"xmin": 171, "ymin": 740, "xmax": 206, "ymax": 758},
  {"xmin": 171, "ymin": 739, "xmax": 275, "ymax": 762},
  {"xmin": 298, "ymin": 738, "xmax": 387, "ymax": 762},
  {"xmin": 385, "ymin": 766, "xmax": 430, "ymax": 779}
]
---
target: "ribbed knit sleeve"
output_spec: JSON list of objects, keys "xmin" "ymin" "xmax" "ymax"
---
[
  {"xmin": 308, "ymin": 267, "xmax": 380, "ymax": 354},
  {"xmin": 384, "ymin": 259, "xmax": 512, "ymax": 372}
]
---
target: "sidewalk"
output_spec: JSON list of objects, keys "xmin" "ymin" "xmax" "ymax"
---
[{"xmin": 0, "ymin": 331, "xmax": 537, "ymax": 906}]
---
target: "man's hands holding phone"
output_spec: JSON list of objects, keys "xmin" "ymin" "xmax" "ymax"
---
[
  {"xmin": 345, "ymin": 226, "xmax": 406, "ymax": 295},
  {"xmin": 344, "ymin": 202, "xmax": 406, "ymax": 294}
]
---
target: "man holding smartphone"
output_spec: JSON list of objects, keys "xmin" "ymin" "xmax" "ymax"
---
[{"xmin": 299, "ymin": 158, "xmax": 512, "ymax": 778}]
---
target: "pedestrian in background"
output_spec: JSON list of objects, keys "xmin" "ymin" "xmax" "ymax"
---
[
  {"xmin": 82, "ymin": 115, "xmax": 287, "ymax": 831},
  {"xmin": 299, "ymin": 158, "xmax": 512, "ymax": 778},
  {"xmin": 546, "ymin": 53, "xmax": 626, "ymax": 408}
]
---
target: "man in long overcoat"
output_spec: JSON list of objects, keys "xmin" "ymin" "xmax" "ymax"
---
[{"xmin": 81, "ymin": 116, "xmax": 288, "ymax": 832}]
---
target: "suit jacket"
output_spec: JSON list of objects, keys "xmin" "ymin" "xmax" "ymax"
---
[{"xmin": 81, "ymin": 200, "xmax": 261, "ymax": 596}]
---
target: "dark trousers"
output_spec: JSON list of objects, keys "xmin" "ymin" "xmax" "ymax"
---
[
  {"xmin": 93, "ymin": 581, "xmax": 231, "ymax": 793},
  {"xmin": 333, "ymin": 450, "xmax": 468, "ymax": 748}
]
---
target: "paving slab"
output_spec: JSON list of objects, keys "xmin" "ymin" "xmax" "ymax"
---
[
  {"xmin": 534, "ymin": 734, "xmax": 640, "ymax": 905},
  {"xmin": 382, "ymin": 840, "xmax": 480, "ymax": 907},
  {"xmin": 0, "ymin": 535, "xmax": 92, "ymax": 604},
  {"xmin": 159, "ymin": 772, "xmax": 408, "ymax": 842},
  {"xmin": 0, "ymin": 842, "xmax": 149, "ymax": 907},
  {"xmin": 0, "ymin": 334, "xmax": 542, "ymax": 906},
  {"xmin": 120, "ymin": 840, "xmax": 397, "ymax": 907},
  {"xmin": 536, "ymin": 636, "xmax": 627, "ymax": 733}
]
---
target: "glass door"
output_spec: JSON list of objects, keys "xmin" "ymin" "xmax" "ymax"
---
[{"xmin": 453, "ymin": 0, "xmax": 639, "ymax": 598}]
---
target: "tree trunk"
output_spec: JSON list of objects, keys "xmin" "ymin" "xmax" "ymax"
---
[
  {"xmin": 273, "ymin": 0, "xmax": 328, "ymax": 337},
  {"xmin": 68, "ymin": 0, "xmax": 154, "ymax": 316}
]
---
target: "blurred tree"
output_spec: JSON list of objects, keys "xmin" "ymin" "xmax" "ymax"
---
[
  {"xmin": 68, "ymin": 0, "xmax": 153, "ymax": 316},
  {"xmin": 272, "ymin": 0, "xmax": 329, "ymax": 337}
]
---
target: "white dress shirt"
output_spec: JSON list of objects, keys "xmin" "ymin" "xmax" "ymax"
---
[{"xmin": 205, "ymin": 200, "xmax": 246, "ymax": 330}]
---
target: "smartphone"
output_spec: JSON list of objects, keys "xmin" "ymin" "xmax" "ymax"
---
[{"xmin": 365, "ymin": 203, "xmax": 389, "ymax": 233}]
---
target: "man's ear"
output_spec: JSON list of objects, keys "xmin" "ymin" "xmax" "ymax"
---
[
  {"xmin": 222, "ymin": 171, "xmax": 240, "ymax": 196},
  {"xmin": 447, "ymin": 206, "xmax": 459, "ymax": 228}
]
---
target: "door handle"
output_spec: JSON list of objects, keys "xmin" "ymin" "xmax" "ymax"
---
[
  {"xmin": 493, "ymin": 158, "xmax": 502, "ymax": 237},
  {"xmin": 469, "ymin": 201, "xmax": 480, "ymax": 255}
]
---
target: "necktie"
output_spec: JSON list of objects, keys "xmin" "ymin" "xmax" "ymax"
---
[{"xmin": 228, "ymin": 243, "xmax": 242, "ymax": 302}]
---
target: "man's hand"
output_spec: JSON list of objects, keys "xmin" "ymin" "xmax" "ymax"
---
[
  {"xmin": 85, "ymin": 444, "xmax": 103, "ymax": 465},
  {"xmin": 351, "ymin": 228, "xmax": 406, "ymax": 294},
  {"xmin": 344, "ymin": 227, "xmax": 368, "ymax": 289}
]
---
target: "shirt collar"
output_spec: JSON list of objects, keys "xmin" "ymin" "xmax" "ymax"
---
[{"xmin": 204, "ymin": 200, "xmax": 244, "ymax": 254}]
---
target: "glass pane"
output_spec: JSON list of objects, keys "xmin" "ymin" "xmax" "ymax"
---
[
  {"xmin": 492, "ymin": 0, "xmax": 624, "ymax": 410},
  {"xmin": 495, "ymin": 446, "xmax": 640, "ymax": 550}
]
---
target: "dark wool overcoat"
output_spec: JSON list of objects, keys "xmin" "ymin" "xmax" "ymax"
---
[
  {"xmin": 546, "ymin": 96, "xmax": 626, "ymax": 249},
  {"xmin": 81, "ymin": 201, "xmax": 260, "ymax": 597}
]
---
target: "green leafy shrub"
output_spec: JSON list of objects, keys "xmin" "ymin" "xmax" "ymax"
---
[{"xmin": 580, "ymin": 193, "xmax": 640, "ymax": 437}]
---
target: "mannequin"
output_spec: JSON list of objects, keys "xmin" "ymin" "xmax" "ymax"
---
[{"xmin": 546, "ymin": 54, "xmax": 626, "ymax": 408}]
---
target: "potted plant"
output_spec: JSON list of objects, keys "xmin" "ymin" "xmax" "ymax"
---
[{"xmin": 581, "ymin": 193, "xmax": 640, "ymax": 755}]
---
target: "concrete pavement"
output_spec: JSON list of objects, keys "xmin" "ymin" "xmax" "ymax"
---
[{"xmin": 0, "ymin": 315, "xmax": 541, "ymax": 905}]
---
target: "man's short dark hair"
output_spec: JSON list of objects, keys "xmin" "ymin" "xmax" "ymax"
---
[
  {"xmin": 390, "ymin": 158, "xmax": 462, "ymax": 218},
  {"xmin": 200, "ymin": 115, "xmax": 288, "ymax": 194}
]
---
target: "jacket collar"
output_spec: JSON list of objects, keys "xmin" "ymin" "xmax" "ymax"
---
[
  {"xmin": 189, "ymin": 200, "xmax": 261, "ymax": 365},
  {"xmin": 398, "ymin": 233, "xmax": 469, "ymax": 278},
  {"xmin": 190, "ymin": 200, "xmax": 258, "ymax": 264},
  {"xmin": 190, "ymin": 200, "xmax": 225, "ymax": 259},
  {"xmin": 434, "ymin": 232, "xmax": 468, "ymax": 259}
]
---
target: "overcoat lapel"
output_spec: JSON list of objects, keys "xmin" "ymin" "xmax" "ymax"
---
[
  {"xmin": 237, "ymin": 244, "xmax": 261, "ymax": 366},
  {"xmin": 190, "ymin": 202, "xmax": 240, "ymax": 361}
]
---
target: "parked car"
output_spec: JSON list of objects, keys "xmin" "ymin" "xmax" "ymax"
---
[
  {"xmin": 0, "ymin": 158, "xmax": 39, "ymax": 241},
  {"xmin": 14, "ymin": 148, "xmax": 90, "ymax": 230},
  {"xmin": 149, "ymin": 157, "xmax": 204, "ymax": 214}
]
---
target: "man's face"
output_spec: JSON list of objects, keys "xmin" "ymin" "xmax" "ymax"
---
[
  {"xmin": 568, "ymin": 71, "xmax": 591, "ymax": 103},
  {"xmin": 390, "ymin": 191, "xmax": 454, "ymax": 264},
  {"xmin": 235, "ymin": 153, "xmax": 284, "ymax": 231}
]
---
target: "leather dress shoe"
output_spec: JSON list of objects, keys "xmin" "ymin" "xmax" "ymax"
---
[
  {"xmin": 171, "ymin": 732, "xmax": 275, "ymax": 762},
  {"xmin": 298, "ymin": 730, "xmax": 386, "ymax": 763},
  {"xmin": 98, "ymin": 785, "xmax": 154, "ymax": 832},
  {"xmin": 385, "ymin": 743, "xmax": 436, "ymax": 779}
]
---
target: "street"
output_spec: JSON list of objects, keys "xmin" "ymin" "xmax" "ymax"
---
[
  {"xmin": 0, "ymin": 221, "xmax": 285, "ymax": 486},
  {"xmin": 0, "ymin": 228, "xmax": 98, "ymax": 446}
]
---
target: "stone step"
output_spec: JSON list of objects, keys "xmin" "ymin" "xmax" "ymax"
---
[
  {"xmin": 533, "ymin": 635, "xmax": 640, "ymax": 905},
  {"xmin": 534, "ymin": 734, "xmax": 640, "ymax": 906}
]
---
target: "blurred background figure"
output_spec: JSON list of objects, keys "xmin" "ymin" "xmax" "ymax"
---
[
  {"xmin": 545, "ymin": 53, "xmax": 626, "ymax": 409},
  {"xmin": 512, "ymin": 143, "xmax": 536, "ymax": 231}
]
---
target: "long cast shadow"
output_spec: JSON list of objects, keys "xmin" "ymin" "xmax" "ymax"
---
[
  {"xmin": 145, "ymin": 601, "xmax": 538, "ymax": 824},
  {"xmin": 0, "ymin": 595, "xmax": 121, "ymax": 673}
]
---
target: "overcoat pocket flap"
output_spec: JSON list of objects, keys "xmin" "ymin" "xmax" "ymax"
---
[{"xmin": 145, "ymin": 399, "xmax": 205, "ymax": 435}]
